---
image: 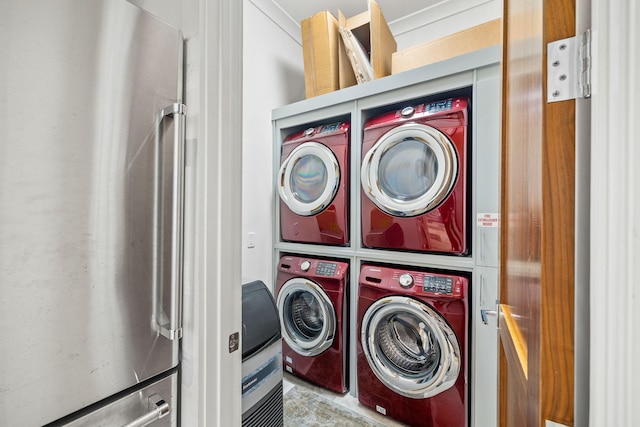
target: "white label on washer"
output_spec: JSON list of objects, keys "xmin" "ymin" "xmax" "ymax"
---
[
  {"xmin": 477, "ymin": 213, "xmax": 500, "ymax": 228},
  {"xmin": 285, "ymin": 356, "xmax": 293, "ymax": 363},
  {"xmin": 375, "ymin": 405, "xmax": 387, "ymax": 415},
  {"xmin": 285, "ymin": 365, "xmax": 293, "ymax": 373}
]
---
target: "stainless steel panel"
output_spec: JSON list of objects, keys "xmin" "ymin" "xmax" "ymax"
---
[
  {"xmin": 0, "ymin": 1, "xmax": 183, "ymax": 425},
  {"xmin": 66, "ymin": 372, "xmax": 178, "ymax": 427}
]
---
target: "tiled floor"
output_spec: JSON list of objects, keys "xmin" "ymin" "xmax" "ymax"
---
[{"xmin": 283, "ymin": 373, "xmax": 407, "ymax": 427}]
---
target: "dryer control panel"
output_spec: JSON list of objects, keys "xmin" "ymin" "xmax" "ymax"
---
[
  {"xmin": 284, "ymin": 122, "xmax": 350, "ymax": 142},
  {"xmin": 424, "ymin": 98, "xmax": 454, "ymax": 113},
  {"xmin": 278, "ymin": 255, "xmax": 348, "ymax": 279}
]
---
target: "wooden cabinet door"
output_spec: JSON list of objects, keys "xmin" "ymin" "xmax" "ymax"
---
[{"xmin": 500, "ymin": 0, "xmax": 576, "ymax": 425}]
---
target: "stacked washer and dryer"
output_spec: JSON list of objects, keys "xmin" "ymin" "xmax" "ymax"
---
[
  {"xmin": 276, "ymin": 122, "xmax": 352, "ymax": 394},
  {"xmin": 273, "ymin": 49, "xmax": 501, "ymax": 427},
  {"xmin": 355, "ymin": 97, "xmax": 472, "ymax": 427}
]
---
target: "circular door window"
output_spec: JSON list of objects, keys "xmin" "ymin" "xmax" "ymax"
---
[
  {"xmin": 279, "ymin": 142, "xmax": 340, "ymax": 216},
  {"xmin": 277, "ymin": 278, "xmax": 336, "ymax": 356},
  {"xmin": 361, "ymin": 296, "xmax": 460, "ymax": 398},
  {"xmin": 361, "ymin": 123, "xmax": 458, "ymax": 217}
]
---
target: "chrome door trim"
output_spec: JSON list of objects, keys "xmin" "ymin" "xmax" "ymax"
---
[
  {"xmin": 361, "ymin": 123, "xmax": 458, "ymax": 217},
  {"xmin": 361, "ymin": 296, "xmax": 460, "ymax": 398},
  {"xmin": 277, "ymin": 278, "xmax": 336, "ymax": 356},
  {"xmin": 278, "ymin": 142, "xmax": 340, "ymax": 216}
]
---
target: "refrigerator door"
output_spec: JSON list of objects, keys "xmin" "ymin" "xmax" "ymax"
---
[{"xmin": 0, "ymin": 1, "xmax": 184, "ymax": 425}]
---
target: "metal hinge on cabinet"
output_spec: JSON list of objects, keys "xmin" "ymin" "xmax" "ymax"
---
[{"xmin": 547, "ymin": 29, "xmax": 592, "ymax": 102}]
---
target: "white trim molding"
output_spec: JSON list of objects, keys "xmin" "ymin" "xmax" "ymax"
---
[
  {"xmin": 250, "ymin": 0, "xmax": 502, "ymax": 47},
  {"xmin": 389, "ymin": 0, "xmax": 500, "ymax": 37},
  {"xmin": 590, "ymin": 0, "xmax": 640, "ymax": 426},
  {"xmin": 194, "ymin": 0, "xmax": 244, "ymax": 425}
]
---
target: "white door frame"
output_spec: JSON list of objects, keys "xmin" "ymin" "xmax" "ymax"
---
[
  {"xmin": 589, "ymin": 1, "xmax": 640, "ymax": 426},
  {"xmin": 191, "ymin": 0, "xmax": 244, "ymax": 425}
]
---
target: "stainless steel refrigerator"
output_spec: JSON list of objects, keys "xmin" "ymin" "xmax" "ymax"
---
[{"xmin": 0, "ymin": 1, "xmax": 186, "ymax": 425}]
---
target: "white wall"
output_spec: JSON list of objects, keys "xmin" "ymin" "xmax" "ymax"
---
[
  {"xmin": 390, "ymin": 0, "xmax": 502, "ymax": 50},
  {"xmin": 240, "ymin": 0, "xmax": 501, "ymax": 285},
  {"xmin": 241, "ymin": 0, "xmax": 305, "ymax": 285}
]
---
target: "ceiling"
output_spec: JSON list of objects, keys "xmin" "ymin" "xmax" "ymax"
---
[{"xmin": 272, "ymin": 0, "xmax": 444, "ymax": 24}]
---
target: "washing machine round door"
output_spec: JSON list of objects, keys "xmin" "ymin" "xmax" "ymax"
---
[
  {"xmin": 361, "ymin": 123, "xmax": 458, "ymax": 217},
  {"xmin": 279, "ymin": 142, "xmax": 340, "ymax": 216},
  {"xmin": 277, "ymin": 278, "xmax": 336, "ymax": 356},
  {"xmin": 361, "ymin": 296, "xmax": 460, "ymax": 399}
]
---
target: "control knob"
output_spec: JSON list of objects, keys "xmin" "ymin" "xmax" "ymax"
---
[
  {"xmin": 300, "ymin": 260, "xmax": 311, "ymax": 271},
  {"xmin": 401, "ymin": 106, "xmax": 415, "ymax": 118},
  {"xmin": 399, "ymin": 273, "xmax": 414, "ymax": 288}
]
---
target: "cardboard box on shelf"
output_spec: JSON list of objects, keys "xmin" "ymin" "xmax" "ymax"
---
[
  {"xmin": 301, "ymin": 10, "xmax": 341, "ymax": 99},
  {"xmin": 391, "ymin": 18, "xmax": 502, "ymax": 75},
  {"xmin": 300, "ymin": 1, "xmax": 397, "ymax": 99},
  {"xmin": 338, "ymin": 0, "xmax": 397, "ymax": 89}
]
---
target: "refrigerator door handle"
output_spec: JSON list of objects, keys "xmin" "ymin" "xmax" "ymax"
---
[
  {"xmin": 122, "ymin": 394, "xmax": 171, "ymax": 427},
  {"xmin": 154, "ymin": 103, "xmax": 187, "ymax": 341}
]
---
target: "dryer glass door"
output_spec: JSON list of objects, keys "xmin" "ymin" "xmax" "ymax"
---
[
  {"xmin": 277, "ymin": 278, "xmax": 336, "ymax": 356},
  {"xmin": 279, "ymin": 142, "xmax": 340, "ymax": 216},
  {"xmin": 361, "ymin": 124, "xmax": 458, "ymax": 217},
  {"xmin": 361, "ymin": 296, "xmax": 460, "ymax": 398}
]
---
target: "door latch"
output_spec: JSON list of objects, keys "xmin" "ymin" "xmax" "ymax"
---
[{"xmin": 481, "ymin": 300, "xmax": 500, "ymax": 325}]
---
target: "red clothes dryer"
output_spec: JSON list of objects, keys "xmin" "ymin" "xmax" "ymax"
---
[
  {"xmin": 360, "ymin": 98, "xmax": 469, "ymax": 254},
  {"xmin": 275, "ymin": 255, "xmax": 349, "ymax": 393},
  {"xmin": 357, "ymin": 264, "xmax": 469, "ymax": 427},
  {"xmin": 279, "ymin": 122, "xmax": 349, "ymax": 245}
]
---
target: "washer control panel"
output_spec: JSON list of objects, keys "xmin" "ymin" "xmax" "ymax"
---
[
  {"xmin": 383, "ymin": 268, "xmax": 464, "ymax": 297},
  {"xmin": 316, "ymin": 262, "xmax": 338, "ymax": 277},
  {"xmin": 422, "ymin": 275, "xmax": 454, "ymax": 294}
]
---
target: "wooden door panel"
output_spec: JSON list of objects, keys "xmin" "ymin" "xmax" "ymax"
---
[{"xmin": 500, "ymin": 0, "xmax": 575, "ymax": 425}]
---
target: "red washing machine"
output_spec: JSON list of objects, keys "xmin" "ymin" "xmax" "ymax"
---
[
  {"xmin": 275, "ymin": 255, "xmax": 349, "ymax": 393},
  {"xmin": 279, "ymin": 122, "xmax": 349, "ymax": 245},
  {"xmin": 361, "ymin": 97, "xmax": 469, "ymax": 254},
  {"xmin": 357, "ymin": 264, "xmax": 469, "ymax": 427}
]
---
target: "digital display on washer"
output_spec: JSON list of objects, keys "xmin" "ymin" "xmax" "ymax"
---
[
  {"xmin": 319, "ymin": 123, "xmax": 341, "ymax": 134},
  {"xmin": 422, "ymin": 275, "xmax": 454, "ymax": 294},
  {"xmin": 424, "ymin": 99, "xmax": 453, "ymax": 113},
  {"xmin": 316, "ymin": 262, "xmax": 338, "ymax": 276}
]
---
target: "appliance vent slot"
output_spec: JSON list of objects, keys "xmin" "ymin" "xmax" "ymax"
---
[
  {"xmin": 366, "ymin": 276, "xmax": 382, "ymax": 283},
  {"xmin": 281, "ymin": 263, "xmax": 291, "ymax": 269},
  {"xmin": 242, "ymin": 383, "xmax": 284, "ymax": 427}
]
